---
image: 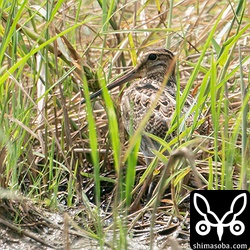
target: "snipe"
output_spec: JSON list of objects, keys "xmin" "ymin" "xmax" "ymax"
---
[
  {"xmin": 120, "ymin": 48, "xmax": 191, "ymax": 161},
  {"xmin": 86, "ymin": 49, "xmax": 194, "ymax": 161},
  {"xmin": 83, "ymin": 48, "xmax": 196, "ymax": 210}
]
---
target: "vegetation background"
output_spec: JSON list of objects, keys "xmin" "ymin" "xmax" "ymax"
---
[{"xmin": 0, "ymin": 0, "xmax": 249, "ymax": 249}]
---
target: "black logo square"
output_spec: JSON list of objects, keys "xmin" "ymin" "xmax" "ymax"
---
[{"xmin": 190, "ymin": 190, "xmax": 250, "ymax": 250}]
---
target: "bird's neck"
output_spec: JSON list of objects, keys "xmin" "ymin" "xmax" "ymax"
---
[{"xmin": 142, "ymin": 74, "xmax": 176, "ymax": 87}]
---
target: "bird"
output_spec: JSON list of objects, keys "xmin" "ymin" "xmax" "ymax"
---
[
  {"xmin": 117, "ymin": 49, "xmax": 195, "ymax": 162},
  {"xmin": 82, "ymin": 48, "xmax": 198, "ymax": 210},
  {"xmin": 121, "ymin": 49, "xmax": 180, "ymax": 161},
  {"xmin": 83, "ymin": 48, "xmax": 194, "ymax": 160}
]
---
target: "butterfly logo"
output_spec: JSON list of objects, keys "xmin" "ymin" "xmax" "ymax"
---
[{"xmin": 193, "ymin": 192, "xmax": 247, "ymax": 241}]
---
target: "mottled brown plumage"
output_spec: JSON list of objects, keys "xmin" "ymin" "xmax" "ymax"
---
[{"xmin": 118, "ymin": 49, "xmax": 194, "ymax": 160}]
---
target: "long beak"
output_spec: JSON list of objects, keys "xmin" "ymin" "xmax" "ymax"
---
[{"xmin": 81, "ymin": 67, "xmax": 138, "ymax": 104}]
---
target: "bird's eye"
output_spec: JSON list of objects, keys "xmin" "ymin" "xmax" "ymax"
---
[{"xmin": 148, "ymin": 53, "xmax": 157, "ymax": 60}]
